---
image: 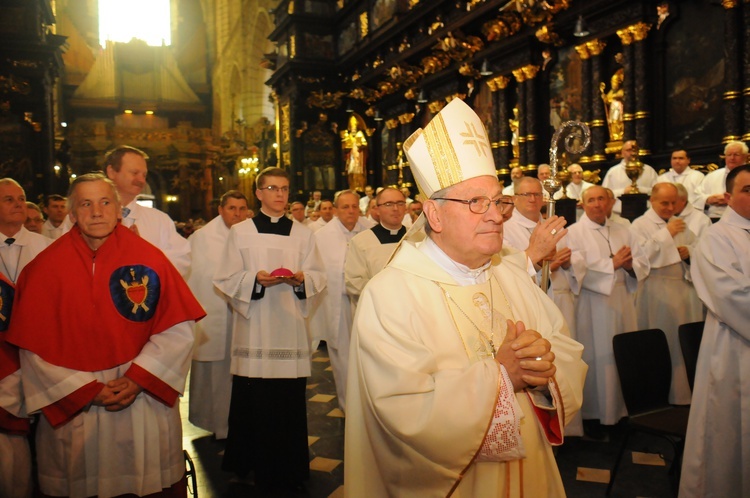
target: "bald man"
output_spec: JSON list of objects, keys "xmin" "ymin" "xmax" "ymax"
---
[
  {"xmin": 631, "ymin": 183, "xmax": 704, "ymax": 405},
  {"xmin": 565, "ymin": 185, "xmax": 649, "ymax": 434}
]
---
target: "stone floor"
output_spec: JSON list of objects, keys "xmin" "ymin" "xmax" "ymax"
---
[{"xmin": 181, "ymin": 346, "xmax": 679, "ymax": 498}]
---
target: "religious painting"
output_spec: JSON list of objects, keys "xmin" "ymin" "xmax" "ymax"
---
[
  {"xmin": 548, "ymin": 46, "xmax": 583, "ymax": 130},
  {"xmin": 663, "ymin": 1, "xmax": 723, "ymax": 149},
  {"xmin": 338, "ymin": 21, "xmax": 358, "ymax": 56},
  {"xmin": 371, "ymin": 0, "xmax": 397, "ymax": 32},
  {"xmin": 304, "ymin": 33, "xmax": 334, "ymax": 59}
]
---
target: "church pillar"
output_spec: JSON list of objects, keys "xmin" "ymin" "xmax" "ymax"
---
[
  {"xmin": 512, "ymin": 67, "xmax": 528, "ymax": 169},
  {"xmin": 741, "ymin": 0, "xmax": 750, "ymax": 142},
  {"xmin": 522, "ymin": 65, "xmax": 540, "ymax": 170},
  {"xmin": 722, "ymin": 0, "xmax": 743, "ymax": 143},
  {"xmin": 487, "ymin": 75, "xmax": 512, "ymax": 174},
  {"xmin": 631, "ymin": 22, "xmax": 653, "ymax": 155},
  {"xmin": 617, "ymin": 28, "xmax": 636, "ymax": 143},
  {"xmin": 574, "ymin": 44, "xmax": 593, "ymax": 163},
  {"xmin": 587, "ymin": 40, "xmax": 608, "ymax": 162}
]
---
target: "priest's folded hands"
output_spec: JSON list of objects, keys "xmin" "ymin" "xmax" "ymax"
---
[{"xmin": 494, "ymin": 318, "xmax": 556, "ymax": 392}]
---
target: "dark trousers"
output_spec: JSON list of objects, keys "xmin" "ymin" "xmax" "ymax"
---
[{"xmin": 222, "ymin": 376, "xmax": 310, "ymax": 487}]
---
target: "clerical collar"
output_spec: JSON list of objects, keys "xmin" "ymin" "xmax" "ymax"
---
[
  {"xmin": 371, "ymin": 224, "xmax": 406, "ymax": 244},
  {"xmin": 253, "ymin": 210, "xmax": 292, "ymax": 235},
  {"xmin": 259, "ymin": 208, "xmax": 283, "ymax": 223},
  {"xmin": 419, "ymin": 236, "xmax": 491, "ymax": 286},
  {"xmin": 380, "ymin": 223, "xmax": 402, "ymax": 235}
]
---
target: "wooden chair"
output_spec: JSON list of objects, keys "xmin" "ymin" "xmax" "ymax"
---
[
  {"xmin": 608, "ymin": 329, "xmax": 690, "ymax": 496},
  {"xmin": 678, "ymin": 321, "xmax": 705, "ymax": 392}
]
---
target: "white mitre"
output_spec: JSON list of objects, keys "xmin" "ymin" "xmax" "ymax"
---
[{"xmin": 403, "ymin": 97, "xmax": 497, "ymax": 198}]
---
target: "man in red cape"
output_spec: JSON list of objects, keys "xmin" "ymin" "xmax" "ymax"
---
[{"xmin": 7, "ymin": 173, "xmax": 205, "ymax": 498}]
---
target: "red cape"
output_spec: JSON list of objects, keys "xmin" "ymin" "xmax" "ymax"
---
[{"xmin": 6, "ymin": 224, "xmax": 205, "ymax": 371}]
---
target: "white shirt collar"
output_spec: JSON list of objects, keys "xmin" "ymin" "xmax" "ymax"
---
[{"xmin": 418, "ymin": 236, "xmax": 491, "ymax": 286}]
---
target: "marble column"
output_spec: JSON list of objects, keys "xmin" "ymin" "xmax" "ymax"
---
[
  {"xmin": 522, "ymin": 64, "xmax": 540, "ymax": 170},
  {"xmin": 616, "ymin": 28, "xmax": 636, "ymax": 143},
  {"xmin": 587, "ymin": 40, "xmax": 607, "ymax": 162},
  {"xmin": 630, "ymin": 22, "xmax": 653, "ymax": 155},
  {"xmin": 740, "ymin": 0, "xmax": 750, "ymax": 141},
  {"xmin": 574, "ymin": 44, "xmax": 593, "ymax": 163},
  {"xmin": 487, "ymin": 75, "xmax": 512, "ymax": 175}
]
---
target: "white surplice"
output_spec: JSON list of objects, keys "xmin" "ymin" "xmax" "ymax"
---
[
  {"xmin": 680, "ymin": 207, "xmax": 750, "ymax": 498},
  {"xmin": 20, "ymin": 321, "xmax": 194, "ymax": 498},
  {"xmin": 213, "ymin": 216, "xmax": 326, "ymax": 379},
  {"xmin": 631, "ymin": 208, "xmax": 703, "ymax": 405},
  {"xmin": 656, "ymin": 168, "xmax": 705, "ymax": 207},
  {"xmin": 566, "ymin": 214, "xmax": 649, "ymax": 424},
  {"xmin": 344, "ymin": 227, "xmax": 403, "ymax": 299},
  {"xmin": 121, "ymin": 201, "xmax": 191, "ymax": 277},
  {"xmin": 693, "ymin": 167, "xmax": 729, "ymax": 219},
  {"xmin": 345, "ymin": 231, "xmax": 586, "ymax": 497},
  {"xmin": 186, "ymin": 215, "xmax": 233, "ymax": 438},
  {"xmin": 310, "ymin": 217, "xmax": 368, "ymax": 410}
]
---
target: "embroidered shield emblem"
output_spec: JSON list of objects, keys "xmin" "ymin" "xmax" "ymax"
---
[{"xmin": 109, "ymin": 265, "xmax": 160, "ymax": 322}]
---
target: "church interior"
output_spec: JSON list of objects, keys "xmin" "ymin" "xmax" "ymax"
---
[{"xmin": 2, "ymin": 0, "xmax": 749, "ymax": 496}]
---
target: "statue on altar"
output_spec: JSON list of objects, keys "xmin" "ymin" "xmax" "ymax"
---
[
  {"xmin": 509, "ymin": 107, "xmax": 520, "ymax": 161},
  {"xmin": 600, "ymin": 68, "xmax": 625, "ymax": 143},
  {"xmin": 341, "ymin": 115, "xmax": 368, "ymax": 192}
]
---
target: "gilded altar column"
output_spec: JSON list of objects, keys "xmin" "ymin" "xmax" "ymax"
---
[
  {"xmin": 512, "ymin": 67, "xmax": 528, "ymax": 169},
  {"xmin": 616, "ymin": 28, "xmax": 636, "ymax": 143},
  {"xmin": 574, "ymin": 44, "xmax": 593, "ymax": 163},
  {"xmin": 587, "ymin": 40, "xmax": 608, "ymax": 162},
  {"xmin": 522, "ymin": 65, "xmax": 540, "ymax": 170},
  {"xmin": 722, "ymin": 0, "xmax": 742, "ymax": 142},
  {"xmin": 630, "ymin": 22, "xmax": 652, "ymax": 155},
  {"xmin": 740, "ymin": 0, "xmax": 750, "ymax": 141},
  {"xmin": 487, "ymin": 75, "xmax": 512, "ymax": 174}
]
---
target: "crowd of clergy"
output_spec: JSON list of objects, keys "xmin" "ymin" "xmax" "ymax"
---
[{"xmin": 0, "ymin": 121, "xmax": 748, "ymax": 497}]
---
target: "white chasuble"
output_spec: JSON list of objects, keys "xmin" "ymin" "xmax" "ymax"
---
[{"xmin": 344, "ymin": 235, "xmax": 586, "ymax": 498}]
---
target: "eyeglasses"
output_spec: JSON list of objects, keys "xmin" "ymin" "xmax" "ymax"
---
[
  {"xmin": 377, "ymin": 201, "xmax": 407, "ymax": 208},
  {"xmin": 433, "ymin": 196, "xmax": 515, "ymax": 214},
  {"xmin": 515, "ymin": 192, "xmax": 544, "ymax": 199},
  {"xmin": 260, "ymin": 185, "xmax": 289, "ymax": 193}
]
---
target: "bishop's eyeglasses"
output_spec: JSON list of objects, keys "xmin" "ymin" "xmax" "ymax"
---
[{"xmin": 432, "ymin": 195, "xmax": 515, "ymax": 215}]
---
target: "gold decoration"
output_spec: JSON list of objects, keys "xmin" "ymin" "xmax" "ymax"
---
[
  {"xmin": 288, "ymin": 2, "xmax": 294, "ymax": 14},
  {"xmin": 486, "ymin": 75, "xmax": 510, "ymax": 92},
  {"xmin": 586, "ymin": 40, "xmax": 606, "ymax": 56},
  {"xmin": 574, "ymin": 44, "xmax": 590, "ymax": 60},
  {"xmin": 616, "ymin": 28, "xmax": 634, "ymax": 45},
  {"xmin": 521, "ymin": 64, "xmax": 540, "ymax": 80},
  {"xmin": 583, "ymin": 169, "xmax": 601, "ymax": 184},
  {"xmin": 629, "ymin": 22, "xmax": 651, "ymax": 42},
  {"xmin": 482, "ymin": 12, "xmax": 523, "ymax": 42},
  {"xmin": 360, "ymin": 12, "xmax": 369, "ymax": 38},
  {"xmin": 398, "ymin": 113, "xmax": 415, "ymax": 124},
  {"xmin": 281, "ymin": 102, "xmax": 291, "ymax": 145},
  {"xmin": 723, "ymin": 90, "xmax": 741, "ymax": 100},
  {"xmin": 428, "ymin": 101, "xmax": 446, "ymax": 114},
  {"xmin": 623, "ymin": 112, "xmax": 635, "ymax": 121},
  {"xmin": 536, "ymin": 25, "xmax": 563, "ymax": 46},
  {"xmin": 721, "ymin": 0, "xmax": 738, "ymax": 8},
  {"xmin": 459, "ymin": 62, "xmax": 480, "ymax": 79},
  {"xmin": 512, "ymin": 68, "xmax": 526, "ymax": 82},
  {"xmin": 290, "ymin": 36, "xmax": 296, "ymax": 58},
  {"xmin": 385, "ymin": 119, "xmax": 399, "ymax": 130},
  {"xmin": 306, "ymin": 90, "xmax": 346, "ymax": 110}
]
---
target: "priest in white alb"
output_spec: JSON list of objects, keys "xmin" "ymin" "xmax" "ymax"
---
[
  {"xmin": 680, "ymin": 164, "xmax": 750, "ymax": 498},
  {"xmin": 309, "ymin": 190, "xmax": 369, "ymax": 412},
  {"xmin": 187, "ymin": 190, "xmax": 249, "ymax": 439},
  {"xmin": 565, "ymin": 186, "xmax": 649, "ymax": 429},
  {"xmin": 345, "ymin": 187, "xmax": 408, "ymax": 305},
  {"xmin": 344, "ymin": 98, "xmax": 587, "ymax": 497},
  {"xmin": 631, "ymin": 183, "xmax": 702, "ymax": 405}
]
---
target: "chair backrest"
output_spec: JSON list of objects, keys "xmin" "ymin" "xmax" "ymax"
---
[
  {"xmin": 678, "ymin": 321, "xmax": 705, "ymax": 392},
  {"xmin": 612, "ymin": 329, "xmax": 672, "ymax": 416}
]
